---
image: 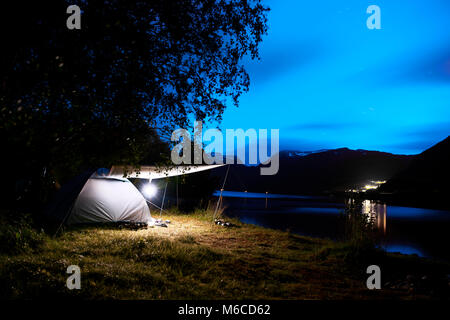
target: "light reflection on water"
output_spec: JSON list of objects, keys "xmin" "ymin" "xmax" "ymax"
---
[
  {"xmin": 361, "ymin": 199, "xmax": 387, "ymax": 234},
  {"xmin": 218, "ymin": 191, "xmax": 450, "ymax": 261}
]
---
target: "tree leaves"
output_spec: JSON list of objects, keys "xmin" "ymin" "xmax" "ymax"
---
[{"xmin": 0, "ymin": 0, "xmax": 268, "ymax": 205}]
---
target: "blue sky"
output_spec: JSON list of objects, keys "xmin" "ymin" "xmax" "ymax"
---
[{"xmin": 218, "ymin": 0, "xmax": 450, "ymax": 155}]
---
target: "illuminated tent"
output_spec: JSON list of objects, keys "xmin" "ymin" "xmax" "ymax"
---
[
  {"xmin": 45, "ymin": 170, "xmax": 152, "ymax": 225},
  {"xmin": 67, "ymin": 174, "xmax": 152, "ymax": 225},
  {"xmin": 46, "ymin": 165, "xmax": 225, "ymax": 227}
]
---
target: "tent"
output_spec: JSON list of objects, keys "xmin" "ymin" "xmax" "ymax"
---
[
  {"xmin": 46, "ymin": 170, "xmax": 153, "ymax": 226},
  {"xmin": 46, "ymin": 165, "xmax": 225, "ymax": 227},
  {"xmin": 67, "ymin": 174, "xmax": 152, "ymax": 225}
]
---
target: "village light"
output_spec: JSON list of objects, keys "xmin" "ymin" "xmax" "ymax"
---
[{"xmin": 142, "ymin": 183, "xmax": 157, "ymax": 198}]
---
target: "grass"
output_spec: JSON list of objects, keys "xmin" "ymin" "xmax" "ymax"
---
[{"xmin": 0, "ymin": 208, "xmax": 449, "ymax": 299}]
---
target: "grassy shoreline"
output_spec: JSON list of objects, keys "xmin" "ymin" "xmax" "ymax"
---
[{"xmin": 1, "ymin": 209, "xmax": 449, "ymax": 299}]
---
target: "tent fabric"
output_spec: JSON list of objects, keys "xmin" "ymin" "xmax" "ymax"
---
[
  {"xmin": 109, "ymin": 164, "xmax": 225, "ymax": 180},
  {"xmin": 45, "ymin": 170, "xmax": 95, "ymax": 223},
  {"xmin": 45, "ymin": 171, "xmax": 153, "ymax": 226},
  {"xmin": 67, "ymin": 175, "xmax": 153, "ymax": 225}
]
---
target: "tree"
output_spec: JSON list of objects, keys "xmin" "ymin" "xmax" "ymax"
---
[{"xmin": 0, "ymin": 0, "xmax": 268, "ymax": 208}]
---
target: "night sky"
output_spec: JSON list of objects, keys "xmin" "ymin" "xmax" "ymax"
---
[{"xmin": 218, "ymin": 0, "xmax": 450, "ymax": 155}]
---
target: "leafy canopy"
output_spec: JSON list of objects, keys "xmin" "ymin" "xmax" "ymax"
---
[{"xmin": 0, "ymin": 0, "xmax": 268, "ymax": 189}]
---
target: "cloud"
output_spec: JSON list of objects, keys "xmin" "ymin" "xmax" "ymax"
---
[
  {"xmin": 244, "ymin": 41, "xmax": 322, "ymax": 84},
  {"xmin": 405, "ymin": 122, "xmax": 450, "ymax": 140},
  {"xmin": 279, "ymin": 137, "xmax": 331, "ymax": 152},
  {"xmin": 401, "ymin": 45, "xmax": 450, "ymax": 83},
  {"xmin": 388, "ymin": 123, "xmax": 450, "ymax": 154},
  {"xmin": 286, "ymin": 121, "xmax": 361, "ymax": 131},
  {"xmin": 352, "ymin": 44, "xmax": 450, "ymax": 86},
  {"xmin": 387, "ymin": 140, "xmax": 437, "ymax": 154}
]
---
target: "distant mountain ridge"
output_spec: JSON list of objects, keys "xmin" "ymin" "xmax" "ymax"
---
[
  {"xmin": 212, "ymin": 147, "xmax": 413, "ymax": 195},
  {"xmin": 283, "ymin": 149, "xmax": 330, "ymax": 158}
]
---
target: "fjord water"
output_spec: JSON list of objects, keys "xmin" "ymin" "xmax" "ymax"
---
[{"xmin": 214, "ymin": 191, "xmax": 450, "ymax": 261}]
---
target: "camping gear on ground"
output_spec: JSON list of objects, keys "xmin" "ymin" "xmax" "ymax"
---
[
  {"xmin": 214, "ymin": 219, "xmax": 238, "ymax": 228},
  {"xmin": 117, "ymin": 220, "xmax": 149, "ymax": 230},
  {"xmin": 154, "ymin": 219, "xmax": 169, "ymax": 228},
  {"xmin": 115, "ymin": 219, "xmax": 171, "ymax": 230}
]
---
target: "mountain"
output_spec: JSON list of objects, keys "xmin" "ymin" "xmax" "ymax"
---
[
  {"xmin": 380, "ymin": 136, "xmax": 450, "ymax": 194},
  {"xmin": 212, "ymin": 148, "xmax": 413, "ymax": 195}
]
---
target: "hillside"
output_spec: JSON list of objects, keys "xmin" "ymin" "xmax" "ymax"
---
[
  {"xmin": 374, "ymin": 136, "xmax": 450, "ymax": 208},
  {"xmin": 213, "ymin": 148, "xmax": 412, "ymax": 195},
  {"xmin": 381, "ymin": 136, "xmax": 450, "ymax": 193}
]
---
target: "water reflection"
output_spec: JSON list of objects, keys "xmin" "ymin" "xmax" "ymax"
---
[
  {"xmin": 218, "ymin": 192, "xmax": 450, "ymax": 261},
  {"xmin": 361, "ymin": 199, "xmax": 387, "ymax": 234},
  {"xmin": 345, "ymin": 198, "xmax": 387, "ymax": 234}
]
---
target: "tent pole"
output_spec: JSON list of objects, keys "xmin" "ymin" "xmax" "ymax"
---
[
  {"xmin": 146, "ymin": 199, "xmax": 170, "ymax": 214},
  {"xmin": 213, "ymin": 164, "xmax": 230, "ymax": 222},
  {"xmin": 160, "ymin": 181, "xmax": 168, "ymax": 218},
  {"xmin": 176, "ymin": 176, "xmax": 179, "ymax": 209},
  {"xmin": 54, "ymin": 202, "xmax": 76, "ymax": 237}
]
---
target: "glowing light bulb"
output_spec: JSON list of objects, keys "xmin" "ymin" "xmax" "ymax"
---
[{"xmin": 142, "ymin": 183, "xmax": 157, "ymax": 198}]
